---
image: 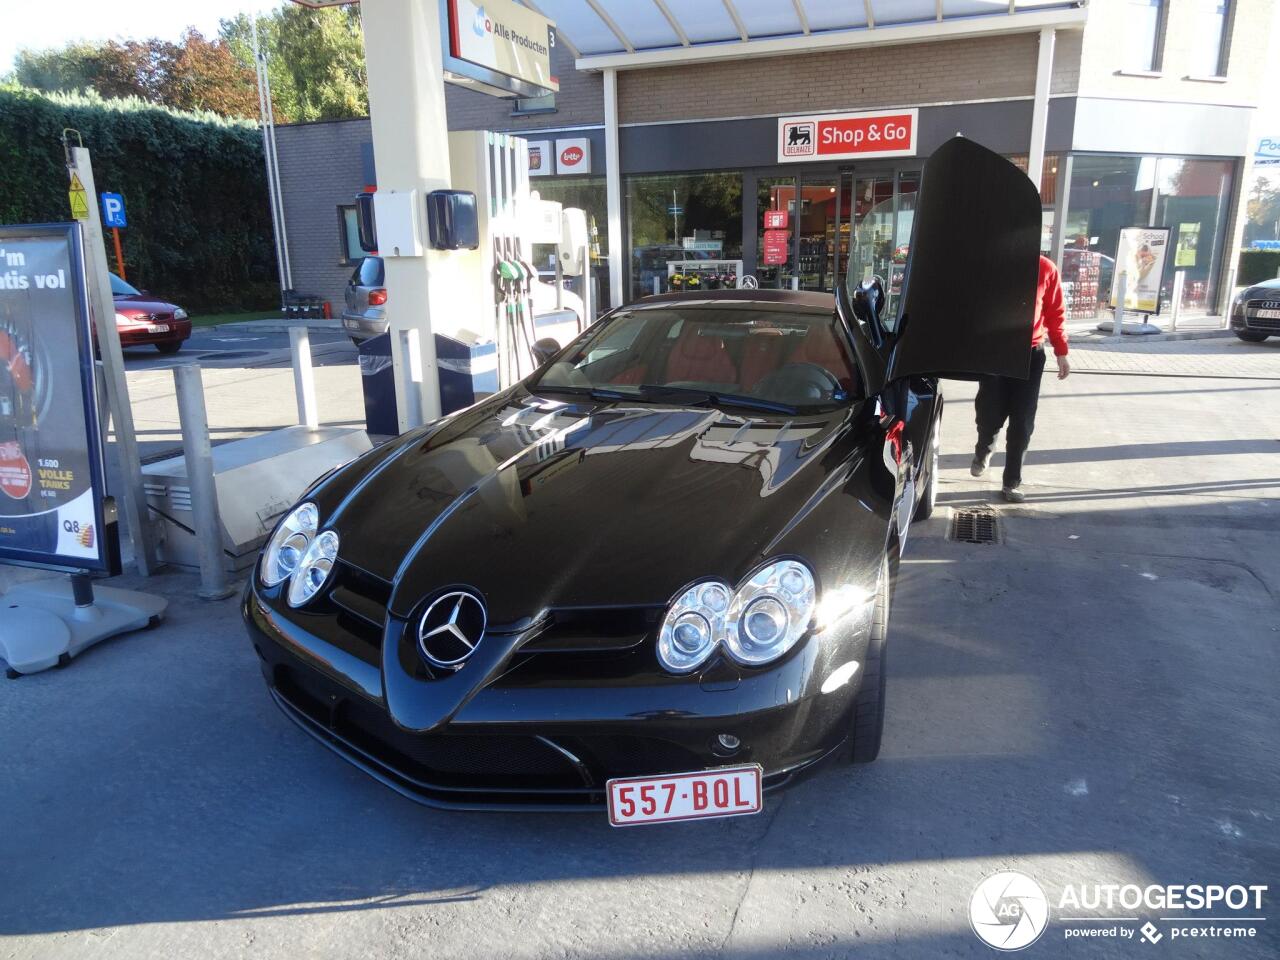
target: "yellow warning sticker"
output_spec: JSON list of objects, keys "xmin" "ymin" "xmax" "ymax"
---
[{"xmin": 68, "ymin": 171, "xmax": 89, "ymax": 220}]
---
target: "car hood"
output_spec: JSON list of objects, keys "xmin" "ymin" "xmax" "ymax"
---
[
  {"xmin": 114, "ymin": 295, "xmax": 181, "ymax": 315},
  {"xmin": 324, "ymin": 389, "xmax": 859, "ymax": 626}
]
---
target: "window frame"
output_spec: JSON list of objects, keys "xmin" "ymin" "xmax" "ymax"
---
[
  {"xmin": 1119, "ymin": 0, "xmax": 1169, "ymax": 75},
  {"xmin": 337, "ymin": 204, "xmax": 364, "ymax": 266}
]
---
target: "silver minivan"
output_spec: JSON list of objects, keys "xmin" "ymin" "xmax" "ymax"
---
[{"xmin": 342, "ymin": 256, "xmax": 387, "ymax": 342}]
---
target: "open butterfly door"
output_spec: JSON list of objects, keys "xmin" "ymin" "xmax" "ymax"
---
[{"xmin": 875, "ymin": 136, "xmax": 1043, "ymax": 387}]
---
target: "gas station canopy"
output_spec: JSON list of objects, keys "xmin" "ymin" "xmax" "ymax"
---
[{"xmin": 526, "ymin": 0, "xmax": 1088, "ymax": 67}]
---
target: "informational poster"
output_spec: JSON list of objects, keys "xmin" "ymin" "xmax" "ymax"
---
[
  {"xmin": 762, "ymin": 230, "xmax": 790, "ymax": 265},
  {"xmin": 1175, "ymin": 222, "xmax": 1200, "ymax": 267},
  {"xmin": 1110, "ymin": 226, "xmax": 1171, "ymax": 315},
  {"xmin": 527, "ymin": 140, "xmax": 552, "ymax": 177},
  {"xmin": 0, "ymin": 222, "xmax": 115, "ymax": 572}
]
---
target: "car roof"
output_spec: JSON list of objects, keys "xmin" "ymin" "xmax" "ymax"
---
[{"xmin": 632, "ymin": 289, "xmax": 836, "ymax": 313}]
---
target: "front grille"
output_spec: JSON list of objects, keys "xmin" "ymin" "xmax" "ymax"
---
[
  {"xmin": 519, "ymin": 606, "xmax": 660, "ymax": 653},
  {"xmin": 575, "ymin": 735, "xmax": 706, "ymax": 777},
  {"xmin": 1245, "ymin": 301, "xmax": 1280, "ymax": 332},
  {"xmin": 326, "ymin": 562, "xmax": 391, "ymax": 654},
  {"xmin": 273, "ymin": 665, "xmax": 586, "ymax": 792}
]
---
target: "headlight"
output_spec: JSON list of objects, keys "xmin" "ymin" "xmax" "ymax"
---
[
  {"xmin": 260, "ymin": 502, "xmax": 318, "ymax": 586},
  {"xmin": 114, "ymin": 312, "xmax": 137, "ymax": 325},
  {"xmin": 173, "ymin": 307, "xmax": 188, "ymax": 320},
  {"xmin": 723, "ymin": 560, "xmax": 816, "ymax": 666},
  {"xmin": 287, "ymin": 530, "xmax": 339, "ymax": 607},
  {"xmin": 657, "ymin": 580, "xmax": 730, "ymax": 673}
]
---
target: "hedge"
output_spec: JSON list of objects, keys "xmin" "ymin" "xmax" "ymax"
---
[
  {"xmin": 1237, "ymin": 249, "xmax": 1280, "ymax": 287},
  {"xmin": 0, "ymin": 84, "xmax": 278, "ymax": 313}
]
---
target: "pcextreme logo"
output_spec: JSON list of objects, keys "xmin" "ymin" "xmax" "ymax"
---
[{"xmin": 969, "ymin": 871, "xmax": 1268, "ymax": 950}]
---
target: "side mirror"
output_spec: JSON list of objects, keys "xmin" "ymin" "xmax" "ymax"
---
[
  {"xmin": 531, "ymin": 337, "xmax": 561, "ymax": 367},
  {"xmin": 355, "ymin": 191, "xmax": 378, "ymax": 252},
  {"xmin": 852, "ymin": 276, "xmax": 887, "ymax": 343}
]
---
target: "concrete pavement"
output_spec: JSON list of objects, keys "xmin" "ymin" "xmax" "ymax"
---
[{"xmin": 1, "ymin": 345, "xmax": 1278, "ymax": 959}]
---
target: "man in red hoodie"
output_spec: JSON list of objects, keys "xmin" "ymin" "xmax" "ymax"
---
[{"xmin": 971, "ymin": 254, "xmax": 1070, "ymax": 502}]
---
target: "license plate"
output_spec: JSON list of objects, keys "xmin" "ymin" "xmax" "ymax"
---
[
  {"xmin": 147, "ymin": 324, "xmax": 170, "ymax": 333},
  {"xmin": 606, "ymin": 764, "xmax": 762, "ymax": 827},
  {"xmin": 1252, "ymin": 309, "xmax": 1280, "ymax": 320}
]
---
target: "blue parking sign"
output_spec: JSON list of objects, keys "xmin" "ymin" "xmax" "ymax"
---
[{"xmin": 100, "ymin": 192, "xmax": 126, "ymax": 229}]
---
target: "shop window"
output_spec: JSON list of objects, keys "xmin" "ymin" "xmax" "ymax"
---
[
  {"xmin": 512, "ymin": 92, "xmax": 557, "ymax": 116},
  {"xmin": 626, "ymin": 172, "xmax": 743, "ymax": 301},
  {"xmin": 338, "ymin": 205, "xmax": 364, "ymax": 265},
  {"xmin": 1187, "ymin": 1, "xmax": 1231, "ymax": 77},
  {"xmin": 1062, "ymin": 154, "xmax": 1233, "ymax": 317},
  {"xmin": 757, "ymin": 178, "xmax": 796, "ymax": 290},
  {"xmin": 1122, "ymin": 0, "xmax": 1165, "ymax": 72}
]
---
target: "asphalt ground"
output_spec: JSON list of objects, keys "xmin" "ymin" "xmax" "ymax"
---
[
  {"xmin": 121, "ymin": 326, "xmax": 355, "ymax": 373},
  {"xmin": 1, "ymin": 339, "xmax": 1278, "ymax": 959}
]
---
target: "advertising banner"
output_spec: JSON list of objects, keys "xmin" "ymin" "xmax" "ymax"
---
[
  {"xmin": 0, "ymin": 222, "xmax": 115, "ymax": 572},
  {"xmin": 1110, "ymin": 226, "xmax": 1171, "ymax": 315},
  {"xmin": 527, "ymin": 140, "xmax": 553, "ymax": 176},
  {"xmin": 448, "ymin": 0, "xmax": 559, "ymax": 94},
  {"xmin": 778, "ymin": 109, "xmax": 917, "ymax": 163}
]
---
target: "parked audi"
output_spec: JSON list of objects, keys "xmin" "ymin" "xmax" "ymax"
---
[
  {"xmin": 110, "ymin": 273, "xmax": 191, "ymax": 354},
  {"xmin": 1230, "ymin": 277, "xmax": 1280, "ymax": 342},
  {"xmin": 243, "ymin": 138, "xmax": 1043, "ymax": 822}
]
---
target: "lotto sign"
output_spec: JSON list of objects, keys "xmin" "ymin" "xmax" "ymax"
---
[
  {"xmin": 778, "ymin": 109, "xmax": 917, "ymax": 163},
  {"xmin": 556, "ymin": 137, "xmax": 591, "ymax": 174}
]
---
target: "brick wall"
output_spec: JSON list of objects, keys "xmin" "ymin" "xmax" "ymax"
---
[
  {"xmin": 1078, "ymin": 0, "xmax": 1274, "ymax": 106},
  {"xmin": 274, "ymin": 117, "xmax": 373, "ymax": 310},
  {"xmin": 445, "ymin": 40, "xmax": 603, "ymax": 131},
  {"xmin": 615, "ymin": 31, "xmax": 1083, "ymax": 125}
]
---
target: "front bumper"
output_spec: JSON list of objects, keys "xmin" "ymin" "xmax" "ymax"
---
[
  {"xmin": 243, "ymin": 583, "xmax": 869, "ymax": 810},
  {"xmin": 117, "ymin": 318, "xmax": 192, "ymax": 346}
]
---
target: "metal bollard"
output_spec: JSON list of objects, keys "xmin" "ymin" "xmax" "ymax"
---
[
  {"xmin": 1170, "ymin": 270, "xmax": 1185, "ymax": 331},
  {"xmin": 791, "ymin": 276, "xmax": 800, "ymax": 291},
  {"xmin": 1222, "ymin": 267, "xmax": 1238, "ymax": 328},
  {"xmin": 652, "ymin": 276, "xmax": 660, "ymax": 296},
  {"xmin": 289, "ymin": 327, "xmax": 319, "ymax": 429},
  {"xmin": 1113, "ymin": 272, "xmax": 1127, "ymax": 340},
  {"xmin": 173, "ymin": 365, "xmax": 234, "ymax": 600}
]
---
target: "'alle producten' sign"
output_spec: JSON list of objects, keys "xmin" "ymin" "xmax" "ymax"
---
[
  {"xmin": 0, "ymin": 222, "xmax": 115, "ymax": 572},
  {"xmin": 448, "ymin": 0, "xmax": 559, "ymax": 94}
]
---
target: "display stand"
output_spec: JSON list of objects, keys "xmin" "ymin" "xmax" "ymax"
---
[{"xmin": 1, "ymin": 574, "xmax": 167, "ymax": 677}]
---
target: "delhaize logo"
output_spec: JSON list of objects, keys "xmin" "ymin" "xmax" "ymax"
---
[
  {"xmin": 472, "ymin": 5, "xmax": 489, "ymax": 36},
  {"xmin": 560, "ymin": 146, "xmax": 584, "ymax": 168},
  {"xmin": 0, "ymin": 440, "xmax": 32, "ymax": 500}
]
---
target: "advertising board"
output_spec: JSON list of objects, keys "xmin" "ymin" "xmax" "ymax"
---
[{"xmin": 0, "ymin": 222, "xmax": 117, "ymax": 573}]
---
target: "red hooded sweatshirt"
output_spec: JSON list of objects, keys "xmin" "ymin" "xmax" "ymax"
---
[{"xmin": 1034, "ymin": 254, "xmax": 1069, "ymax": 357}]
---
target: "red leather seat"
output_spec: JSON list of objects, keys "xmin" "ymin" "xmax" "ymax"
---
[
  {"xmin": 739, "ymin": 331, "xmax": 786, "ymax": 391},
  {"xmin": 664, "ymin": 326, "xmax": 736, "ymax": 384},
  {"xmin": 788, "ymin": 328, "xmax": 858, "ymax": 392},
  {"xmin": 610, "ymin": 362, "xmax": 646, "ymax": 385}
]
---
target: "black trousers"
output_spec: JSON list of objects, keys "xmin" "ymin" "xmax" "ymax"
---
[{"xmin": 974, "ymin": 346, "xmax": 1047, "ymax": 489}]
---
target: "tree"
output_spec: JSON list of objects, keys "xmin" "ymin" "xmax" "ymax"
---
[
  {"xmin": 220, "ymin": 4, "xmax": 368, "ymax": 123},
  {"xmin": 8, "ymin": 30, "xmax": 263, "ymax": 121}
]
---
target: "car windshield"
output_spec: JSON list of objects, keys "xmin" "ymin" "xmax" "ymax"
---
[
  {"xmin": 532, "ymin": 304, "xmax": 859, "ymax": 412},
  {"xmin": 110, "ymin": 273, "xmax": 141, "ymax": 297}
]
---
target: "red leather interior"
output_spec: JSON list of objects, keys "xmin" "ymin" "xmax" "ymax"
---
[
  {"xmin": 664, "ymin": 327, "xmax": 736, "ymax": 383},
  {"xmin": 739, "ymin": 331, "xmax": 786, "ymax": 390},
  {"xmin": 610, "ymin": 362, "xmax": 646, "ymax": 385},
  {"xmin": 788, "ymin": 329, "xmax": 858, "ymax": 392}
]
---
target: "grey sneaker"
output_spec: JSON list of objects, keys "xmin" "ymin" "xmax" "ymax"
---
[
  {"xmin": 970, "ymin": 454, "xmax": 990, "ymax": 478},
  {"xmin": 1001, "ymin": 486, "xmax": 1026, "ymax": 503}
]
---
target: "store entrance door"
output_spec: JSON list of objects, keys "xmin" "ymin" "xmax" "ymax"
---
[{"xmin": 844, "ymin": 169, "xmax": 921, "ymax": 310}]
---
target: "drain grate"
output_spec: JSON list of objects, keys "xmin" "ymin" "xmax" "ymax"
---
[{"xmin": 950, "ymin": 507, "xmax": 1000, "ymax": 544}]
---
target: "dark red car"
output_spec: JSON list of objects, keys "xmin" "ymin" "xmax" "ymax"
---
[{"xmin": 110, "ymin": 273, "xmax": 191, "ymax": 354}]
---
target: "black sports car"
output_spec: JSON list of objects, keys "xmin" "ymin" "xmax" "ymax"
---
[
  {"xmin": 242, "ymin": 138, "xmax": 1043, "ymax": 817},
  {"xmin": 1229, "ymin": 277, "xmax": 1280, "ymax": 342}
]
